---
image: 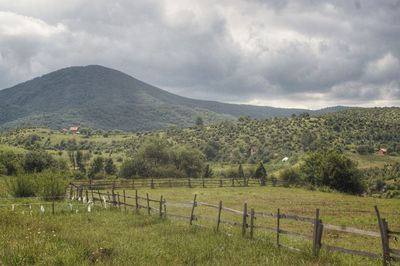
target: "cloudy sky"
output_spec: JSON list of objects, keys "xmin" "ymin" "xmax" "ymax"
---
[{"xmin": 0, "ymin": 0, "xmax": 399, "ymax": 109}]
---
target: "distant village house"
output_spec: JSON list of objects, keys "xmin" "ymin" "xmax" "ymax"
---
[
  {"xmin": 376, "ymin": 148, "xmax": 387, "ymax": 156},
  {"xmin": 69, "ymin": 126, "xmax": 80, "ymax": 134}
]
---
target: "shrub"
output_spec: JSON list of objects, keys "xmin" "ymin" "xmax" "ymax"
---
[
  {"xmin": 23, "ymin": 151, "xmax": 56, "ymax": 173},
  {"xmin": 280, "ymin": 167, "xmax": 302, "ymax": 185},
  {"xmin": 119, "ymin": 159, "xmax": 150, "ymax": 179},
  {"xmin": 36, "ymin": 171, "xmax": 67, "ymax": 200},
  {"xmin": 301, "ymin": 149, "xmax": 364, "ymax": 194},
  {"xmin": 7, "ymin": 174, "xmax": 36, "ymax": 197}
]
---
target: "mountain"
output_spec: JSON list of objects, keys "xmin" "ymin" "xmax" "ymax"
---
[{"xmin": 0, "ymin": 65, "xmax": 348, "ymax": 131}]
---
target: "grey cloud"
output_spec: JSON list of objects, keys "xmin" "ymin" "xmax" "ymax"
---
[{"xmin": 0, "ymin": 0, "xmax": 399, "ymax": 108}]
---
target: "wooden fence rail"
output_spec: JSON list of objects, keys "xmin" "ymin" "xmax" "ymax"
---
[
  {"xmin": 69, "ymin": 186, "xmax": 398, "ymax": 265},
  {"xmin": 70, "ymin": 178, "xmax": 289, "ymax": 191}
]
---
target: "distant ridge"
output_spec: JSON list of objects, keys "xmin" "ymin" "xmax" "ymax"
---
[{"xmin": 0, "ymin": 65, "xmax": 350, "ymax": 131}]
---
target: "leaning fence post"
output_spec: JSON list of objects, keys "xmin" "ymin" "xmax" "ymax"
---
[
  {"xmin": 250, "ymin": 208, "xmax": 255, "ymax": 239},
  {"xmin": 159, "ymin": 195, "xmax": 163, "ymax": 218},
  {"xmin": 312, "ymin": 208, "xmax": 320, "ymax": 256},
  {"xmin": 375, "ymin": 206, "xmax": 391, "ymax": 266},
  {"xmin": 242, "ymin": 203, "xmax": 248, "ymax": 238},
  {"xmin": 216, "ymin": 200, "xmax": 222, "ymax": 231},
  {"xmin": 277, "ymin": 208, "xmax": 280, "ymax": 247},
  {"xmin": 146, "ymin": 193, "xmax": 150, "ymax": 215},
  {"xmin": 189, "ymin": 194, "xmax": 197, "ymax": 225}
]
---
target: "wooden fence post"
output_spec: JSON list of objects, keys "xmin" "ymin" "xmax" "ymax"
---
[
  {"xmin": 159, "ymin": 195, "xmax": 163, "ymax": 218},
  {"xmin": 69, "ymin": 185, "xmax": 73, "ymax": 199},
  {"xmin": 151, "ymin": 178, "xmax": 155, "ymax": 189},
  {"xmin": 117, "ymin": 192, "xmax": 121, "ymax": 210},
  {"xmin": 250, "ymin": 208, "xmax": 255, "ymax": 239},
  {"xmin": 163, "ymin": 198, "xmax": 167, "ymax": 216},
  {"xmin": 135, "ymin": 190, "xmax": 139, "ymax": 210},
  {"xmin": 85, "ymin": 190, "xmax": 89, "ymax": 202},
  {"xmin": 312, "ymin": 208, "xmax": 320, "ymax": 256},
  {"xmin": 277, "ymin": 208, "xmax": 280, "ymax": 247},
  {"xmin": 111, "ymin": 189, "xmax": 116, "ymax": 206},
  {"xmin": 216, "ymin": 200, "xmax": 222, "ymax": 231},
  {"xmin": 231, "ymin": 178, "xmax": 234, "ymax": 187},
  {"xmin": 146, "ymin": 193, "xmax": 150, "ymax": 215},
  {"xmin": 219, "ymin": 179, "xmax": 223, "ymax": 187},
  {"xmin": 375, "ymin": 206, "xmax": 391, "ymax": 266},
  {"xmin": 188, "ymin": 178, "xmax": 191, "ymax": 188},
  {"xmin": 123, "ymin": 190, "xmax": 126, "ymax": 212},
  {"xmin": 202, "ymin": 178, "xmax": 205, "ymax": 188},
  {"xmin": 97, "ymin": 190, "xmax": 101, "ymax": 206},
  {"xmin": 91, "ymin": 189, "xmax": 94, "ymax": 202},
  {"xmin": 52, "ymin": 197, "xmax": 55, "ymax": 215},
  {"xmin": 242, "ymin": 203, "xmax": 248, "ymax": 238},
  {"xmin": 189, "ymin": 194, "xmax": 197, "ymax": 225}
]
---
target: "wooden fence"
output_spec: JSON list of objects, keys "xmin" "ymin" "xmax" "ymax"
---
[
  {"xmin": 70, "ymin": 177, "xmax": 288, "ymax": 191},
  {"xmin": 70, "ymin": 186, "xmax": 400, "ymax": 265}
]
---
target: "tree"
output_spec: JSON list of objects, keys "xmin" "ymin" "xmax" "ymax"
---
[
  {"xmin": 88, "ymin": 157, "xmax": 104, "ymax": 179},
  {"xmin": 104, "ymin": 158, "xmax": 117, "ymax": 175},
  {"xmin": 137, "ymin": 137, "xmax": 170, "ymax": 166},
  {"xmin": 75, "ymin": 150, "xmax": 86, "ymax": 172},
  {"xmin": 119, "ymin": 159, "xmax": 150, "ymax": 178},
  {"xmin": 203, "ymin": 164, "xmax": 213, "ymax": 178},
  {"xmin": 172, "ymin": 145, "xmax": 205, "ymax": 178},
  {"xmin": 23, "ymin": 151, "xmax": 56, "ymax": 173},
  {"xmin": 254, "ymin": 161, "xmax": 267, "ymax": 185},
  {"xmin": 238, "ymin": 163, "xmax": 245, "ymax": 180},
  {"xmin": 195, "ymin": 116, "xmax": 204, "ymax": 127},
  {"xmin": 301, "ymin": 149, "xmax": 364, "ymax": 194}
]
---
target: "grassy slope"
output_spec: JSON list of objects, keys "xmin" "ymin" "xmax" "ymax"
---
[
  {"xmin": 1, "ymin": 206, "xmax": 342, "ymax": 266},
  {"xmin": 114, "ymin": 186, "xmax": 400, "ymax": 261},
  {"xmin": 1, "ymin": 186, "xmax": 399, "ymax": 265}
]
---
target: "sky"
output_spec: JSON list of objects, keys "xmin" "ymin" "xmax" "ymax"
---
[{"xmin": 0, "ymin": 0, "xmax": 399, "ymax": 109}]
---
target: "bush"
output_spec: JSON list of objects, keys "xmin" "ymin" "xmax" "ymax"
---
[
  {"xmin": 301, "ymin": 149, "xmax": 364, "ymax": 194},
  {"xmin": 280, "ymin": 167, "xmax": 302, "ymax": 185},
  {"xmin": 36, "ymin": 171, "xmax": 67, "ymax": 200},
  {"xmin": 23, "ymin": 151, "xmax": 56, "ymax": 173},
  {"xmin": 119, "ymin": 159, "xmax": 150, "ymax": 179},
  {"xmin": 7, "ymin": 174, "xmax": 36, "ymax": 197}
]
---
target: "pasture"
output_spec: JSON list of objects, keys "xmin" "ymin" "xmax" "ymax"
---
[{"xmin": 2, "ymin": 184, "xmax": 399, "ymax": 265}]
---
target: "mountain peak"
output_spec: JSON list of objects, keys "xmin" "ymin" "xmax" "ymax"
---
[{"xmin": 0, "ymin": 66, "xmax": 348, "ymax": 131}]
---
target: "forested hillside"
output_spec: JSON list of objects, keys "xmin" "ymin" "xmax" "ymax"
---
[{"xmin": 0, "ymin": 65, "xmax": 347, "ymax": 131}]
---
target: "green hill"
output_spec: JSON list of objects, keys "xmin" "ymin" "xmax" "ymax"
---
[{"xmin": 0, "ymin": 65, "xmax": 347, "ymax": 131}]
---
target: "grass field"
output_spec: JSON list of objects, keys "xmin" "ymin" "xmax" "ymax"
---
[
  {"xmin": 0, "ymin": 203, "xmax": 345, "ymax": 266},
  {"xmin": 1, "ymin": 185, "xmax": 400, "ymax": 265}
]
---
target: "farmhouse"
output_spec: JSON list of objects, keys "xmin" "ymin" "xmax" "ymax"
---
[
  {"xmin": 69, "ymin": 126, "xmax": 80, "ymax": 134},
  {"xmin": 376, "ymin": 148, "xmax": 387, "ymax": 156}
]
